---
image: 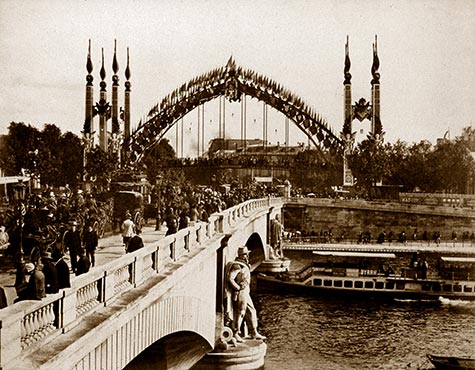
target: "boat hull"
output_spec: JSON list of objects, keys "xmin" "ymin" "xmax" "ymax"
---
[{"xmin": 428, "ymin": 354, "xmax": 475, "ymax": 370}]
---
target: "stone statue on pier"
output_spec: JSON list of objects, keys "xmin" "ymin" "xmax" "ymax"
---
[
  {"xmin": 225, "ymin": 246, "xmax": 266, "ymax": 343},
  {"xmin": 270, "ymin": 214, "xmax": 284, "ymax": 259}
]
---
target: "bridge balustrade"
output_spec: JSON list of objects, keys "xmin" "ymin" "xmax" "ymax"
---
[{"xmin": 0, "ymin": 197, "xmax": 283, "ymax": 370}]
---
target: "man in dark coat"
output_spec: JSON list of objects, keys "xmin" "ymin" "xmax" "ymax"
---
[
  {"xmin": 63, "ymin": 220, "xmax": 82, "ymax": 273},
  {"xmin": 126, "ymin": 229, "xmax": 144, "ymax": 253},
  {"xmin": 75, "ymin": 248, "xmax": 91, "ymax": 276},
  {"xmin": 41, "ymin": 251, "xmax": 59, "ymax": 294},
  {"xmin": 15, "ymin": 261, "xmax": 46, "ymax": 301},
  {"xmin": 52, "ymin": 248, "xmax": 70, "ymax": 289},
  {"xmin": 83, "ymin": 224, "xmax": 98, "ymax": 267}
]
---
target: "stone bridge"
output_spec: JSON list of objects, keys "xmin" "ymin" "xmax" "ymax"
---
[{"xmin": 0, "ymin": 197, "xmax": 284, "ymax": 370}]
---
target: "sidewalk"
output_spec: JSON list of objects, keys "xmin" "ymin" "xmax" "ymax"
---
[{"xmin": 0, "ymin": 224, "xmax": 167, "ymax": 306}]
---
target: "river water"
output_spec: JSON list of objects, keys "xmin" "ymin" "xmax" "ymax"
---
[{"xmin": 255, "ymin": 288, "xmax": 475, "ymax": 370}]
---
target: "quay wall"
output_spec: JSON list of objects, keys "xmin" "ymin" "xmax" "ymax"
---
[{"xmin": 284, "ymin": 198, "xmax": 475, "ymax": 240}]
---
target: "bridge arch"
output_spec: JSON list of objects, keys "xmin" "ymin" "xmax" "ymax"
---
[
  {"xmin": 127, "ymin": 57, "xmax": 343, "ymax": 164},
  {"xmin": 125, "ymin": 330, "xmax": 212, "ymax": 370},
  {"xmin": 245, "ymin": 232, "xmax": 266, "ymax": 268}
]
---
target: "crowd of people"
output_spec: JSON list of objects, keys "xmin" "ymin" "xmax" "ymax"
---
[
  {"xmin": 286, "ymin": 227, "xmax": 475, "ymax": 246},
  {"xmin": 0, "ymin": 179, "xmax": 280, "ymax": 307}
]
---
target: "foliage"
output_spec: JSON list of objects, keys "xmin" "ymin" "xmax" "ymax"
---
[
  {"xmin": 428, "ymin": 139, "xmax": 474, "ymax": 193},
  {"xmin": 347, "ymin": 139, "xmax": 388, "ymax": 197},
  {"xmin": 289, "ymin": 148, "xmax": 343, "ymax": 194},
  {"xmin": 0, "ymin": 122, "xmax": 83, "ymax": 187},
  {"xmin": 85, "ymin": 147, "xmax": 117, "ymax": 190},
  {"xmin": 143, "ymin": 138, "xmax": 176, "ymax": 184},
  {"xmin": 348, "ymin": 129, "xmax": 475, "ymax": 195}
]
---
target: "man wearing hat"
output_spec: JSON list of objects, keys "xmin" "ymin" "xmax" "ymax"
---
[
  {"xmin": 41, "ymin": 251, "xmax": 59, "ymax": 294},
  {"xmin": 14, "ymin": 261, "xmax": 46, "ymax": 302},
  {"xmin": 63, "ymin": 220, "xmax": 82, "ymax": 273},
  {"xmin": 226, "ymin": 246, "xmax": 266, "ymax": 342}
]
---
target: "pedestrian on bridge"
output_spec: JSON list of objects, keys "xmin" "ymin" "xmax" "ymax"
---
[
  {"xmin": 63, "ymin": 220, "xmax": 82, "ymax": 273},
  {"xmin": 121, "ymin": 213, "xmax": 135, "ymax": 250},
  {"xmin": 126, "ymin": 229, "xmax": 144, "ymax": 253},
  {"xmin": 83, "ymin": 224, "xmax": 98, "ymax": 267}
]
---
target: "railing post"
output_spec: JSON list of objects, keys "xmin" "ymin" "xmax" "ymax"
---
[
  {"xmin": 0, "ymin": 306, "xmax": 24, "ymax": 368},
  {"xmin": 62, "ymin": 288, "xmax": 78, "ymax": 333},
  {"xmin": 133, "ymin": 257, "xmax": 144, "ymax": 287},
  {"xmin": 152, "ymin": 246, "xmax": 160, "ymax": 272},
  {"xmin": 170, "ymin": 240, "xmax": 176, "ymax": 261},
  {"xmin": 103, "ymin": 270, "xmax": 115, "ymax": 305}
]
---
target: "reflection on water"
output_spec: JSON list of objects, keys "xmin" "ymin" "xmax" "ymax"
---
[{"xmin": 256, "ymin": 292, "xmax": 475, "ymax": 370}]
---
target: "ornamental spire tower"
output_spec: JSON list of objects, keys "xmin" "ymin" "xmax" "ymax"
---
[
  {"xmin": 371, "ymin": 35, "xmax": 382, "ymax": 137},
  {"xmin": 99, "ymin": 48, "xmax": 108, "ymax": 152},
  {"xmin": 343, "ymin": 35, "xmax": 352, "ymax": 136},
  {"xmin": 84, "ymin": 39, "xmax": 94, "ymax": 137},
  {"xmin": 124, "ymin": 47, "xmax": 131, "ymax": 142},
  {"xmin": 111, "ymin": 40, "xmax": 120, "ymax": 136}
]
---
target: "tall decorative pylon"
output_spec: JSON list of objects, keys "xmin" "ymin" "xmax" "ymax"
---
[
  {"xmin": 121, "ymin": 47, "xmax": 131, "ymax": 166},
  {"xmin": 84, "ymin": 39, "xmax": 94, "ymax": 137},
  {"xmin": 109, "ymin": 40, "xmax": 121, "ymax": 159},
  {"xmin": 83, "ymin": 39, "xmax": 95, "ymax": 180},
  {"xmin": 97, "ymin": 48, "xmax": 110, "ymax": 152},
  {"xmin": 370, "ymin": 35, "xmax": 382, "ymax": 139},
  {"xmin": 111, "ymin": 40, "xmax": 120, "ymax": 135},
  {"xmin": 124, "ymin": 47, "xmax": 131, "ymax": 142},
  {"xmin": 341, "ymin": 36, "xmax": 356, "ymax": 186}
]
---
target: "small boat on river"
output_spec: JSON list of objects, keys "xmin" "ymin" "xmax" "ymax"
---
[
  {"xmin": 427, "ymin": 354, "xmax": 475, "ymax": 369},
  {"xmin": 257, "ymin": 252, "xmax": 475, "ymax": 300}
]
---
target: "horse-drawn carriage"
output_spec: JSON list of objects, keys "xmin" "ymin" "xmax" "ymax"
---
[{"xmin": 113, "ymin": 191, "xmax": 145, "ymax": 232}]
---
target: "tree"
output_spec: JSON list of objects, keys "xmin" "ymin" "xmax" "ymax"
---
[
  {"xmin": 60, "ymin": 132, "xmax": 83, "ymax": 187},
  {"xmin": 36, "ymin": 124, "xmax": 63, "ymax": 186},
  {"xmin": 347, "ymin": 139, "xmax": 389, "ymax": 198},
  {"xmin": 398, "ymin": 140, "xmax": 434, "ymax": 192},
  {"xmin": 143, "ymin": 139, "xmax": 176, "ymax": 185},
  {"xmin": 0, "ymin": 122, "xmax": 40, "ymax": 176},
  {"xmin": 428, "ymin": 139, "xmax": 474, "ymax": 193},
  {"xmin": 85, "ymin": 147, "xmax": 117, "ymax": 191},
  {"xmin": 289, "ymin": 148, "xmax": 342, "ymax": 194}
]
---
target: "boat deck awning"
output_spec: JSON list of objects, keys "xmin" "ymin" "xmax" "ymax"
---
[
  {"xmin": 313, "ymin": 251, "xmax": 397, "ymax": 258},
  {"xmin": 440, "ymin": 257, "xmax": 475, "ymax": 263}
]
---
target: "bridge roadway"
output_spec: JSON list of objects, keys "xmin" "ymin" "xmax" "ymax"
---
[{"xmin": 0, "ymin": 197, "xmax": 282, "ymax": 370}]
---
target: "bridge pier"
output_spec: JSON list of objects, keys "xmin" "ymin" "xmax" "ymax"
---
[{"xmin": 192, "ymin": 340, "xmax": 267, "ymax": 370}]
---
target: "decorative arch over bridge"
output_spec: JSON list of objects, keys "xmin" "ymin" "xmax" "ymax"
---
[{"xmin": 127, "ymin": 57, "xmax": 343, "ymax": 164}]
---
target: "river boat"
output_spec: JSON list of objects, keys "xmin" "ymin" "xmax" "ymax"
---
[
  {"xmin": 257, "ymin": 252, "xmax": 475, "ymax": 300},
  {"xmin": 427, "ymin": 354, "xmax": 475, "ymax": 369}
]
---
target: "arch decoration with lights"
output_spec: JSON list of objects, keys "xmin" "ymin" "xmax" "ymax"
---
[{"xmin": 126, "ymin": 57, "xmax": 343, "ymax": 164}]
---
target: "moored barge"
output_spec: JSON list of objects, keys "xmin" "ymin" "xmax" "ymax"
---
[{"xmin": 257, "ymin": 252, "xmax": 475, "ymax": 300}]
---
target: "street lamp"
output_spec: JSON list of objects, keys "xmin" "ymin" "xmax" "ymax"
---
[{"xmin": 155, "ymin": 174, "xmax": 162, "ymax": 231}]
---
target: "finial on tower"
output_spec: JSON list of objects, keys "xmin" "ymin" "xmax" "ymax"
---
[
  {"xmin": 344, "ymin": 35, "xmax": 352, "ymax": 84},
  {"xmin": 86, "ymin": 39, "xmax": 93, "ymax": 75},
  {"xmin": 100, "ymin": 48, "xmax": 106, "ymax": 81},
  {"xmin": 112, "ymin": 39, "xmax": 119, "ymax": 75},
  {"xmin": 371, "ymin": 35, "xmax": 380, "ymax": 85},
  {"xmin": 125, "ymin": 47, "xmax": 131, "ymax": 81}
]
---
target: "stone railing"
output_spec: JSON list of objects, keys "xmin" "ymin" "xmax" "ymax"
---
[{"xmin": 0, "ymin": 197, "xmax": 282, "ymax": 370}]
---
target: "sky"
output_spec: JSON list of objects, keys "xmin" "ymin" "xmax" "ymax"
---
[{"xmin": 0, "ymin": 0, "xmax": 474, "ymax": 156}]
